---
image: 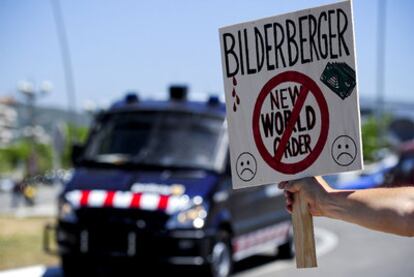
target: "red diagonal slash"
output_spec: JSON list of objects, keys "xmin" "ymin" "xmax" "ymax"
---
[{"xmin": 273, "ymin": 85, "xmax": 310, "ymax": 162}]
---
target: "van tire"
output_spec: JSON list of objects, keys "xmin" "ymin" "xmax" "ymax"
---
[{"xmin": 206, "ymin": 231, "xmax": 233, "ymax": 277}]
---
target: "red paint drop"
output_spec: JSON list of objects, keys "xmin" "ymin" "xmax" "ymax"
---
[
  {"xmin": 232, "ymin": 88, "xmax": 236, "ymax": 97},
  {"xmin": 233, "ymin": 103, "xmax": 237, "ymax": 112},
  {"xmin": 232, "ymin": 76, "xmax": 237, "ymax": 86},
  {"xmin": 236, "ymin": 95, "xmax": 240, "ymax": 104}
]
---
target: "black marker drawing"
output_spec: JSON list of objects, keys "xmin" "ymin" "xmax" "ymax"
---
[
  {"xmin": 236, "ymin": 152, "xmax": 257, "ymax": 181},
  {"xmin": 331, "ymin": 135, "xmax": 357, "ymax": 166}
]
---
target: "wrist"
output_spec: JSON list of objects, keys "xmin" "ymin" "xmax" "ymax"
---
[
  {"xmin": 319, "ymin": 189, "xmax": 339, "ymax": 218},
  {"xmin": 320, "ymin": 189, "xmax": 352, "ymax": 219}
]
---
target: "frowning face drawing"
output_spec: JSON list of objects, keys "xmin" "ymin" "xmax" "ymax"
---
[
  {"xmin": 331, "ymin": 135, "xmax": 357, "ymax": 166},
  {"xmin": 236, "ymin": 152, "xmax": 257, "ymax": 182}
]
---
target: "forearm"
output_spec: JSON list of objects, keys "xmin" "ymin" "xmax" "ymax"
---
[{"xmin": 322, "ymin": 187, "xmax": 414, "ymax": 237}]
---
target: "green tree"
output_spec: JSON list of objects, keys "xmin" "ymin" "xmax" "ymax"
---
[
  {"xmin": 0, "ymin": 140, "xmax": 52, "ymax": 174},
  {"xmin": 361, "ymin": 115, "xmax": 390, "ymax": 162},
  {"xmin": 62, "ymin": 123, "xmax": 89, "ymax": 168},
  {"xmin": 0, "ymin": 123, "xmax": 89, "ymax": 174}
]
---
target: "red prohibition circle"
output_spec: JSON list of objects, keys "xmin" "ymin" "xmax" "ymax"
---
[{"xmin": 252, "ymin": 71, "xmax": 329, "ymax": 174}]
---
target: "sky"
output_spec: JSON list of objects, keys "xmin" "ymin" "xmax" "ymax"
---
[{"xmin": 0, "ymin": 0, "xmax": 413, "ymax": 112}]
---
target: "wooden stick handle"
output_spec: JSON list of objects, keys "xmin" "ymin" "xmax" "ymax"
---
[{"xmin": 292, "ymin": 184, "xmax": 318, "ymax": 268}]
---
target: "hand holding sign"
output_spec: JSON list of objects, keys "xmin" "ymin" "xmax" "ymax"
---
[
  {"xmin": 220, "ymin": 0, "xmax": 362, "ymax": 268},
  {"xmin": 280, "ymin": 177, "xmax": 332, "ymax": 217},
  {"xmin": 279, "ymin": 177, "xmax": 332, "ymax": 267}
]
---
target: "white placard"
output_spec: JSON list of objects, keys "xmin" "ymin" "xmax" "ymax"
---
[{"xmin": 219, "ymin": 1, "xmax": 363, "ymax": 189}]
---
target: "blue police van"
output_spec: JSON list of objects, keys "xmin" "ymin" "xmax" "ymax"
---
[{"xmin": 45, "ymin": 86, "xmax": 293, "ymax": 277}]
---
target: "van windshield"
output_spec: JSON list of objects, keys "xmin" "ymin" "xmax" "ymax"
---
[{"xmin": 83, "ymin": 111, "xmax": 227, "ymax": 171}]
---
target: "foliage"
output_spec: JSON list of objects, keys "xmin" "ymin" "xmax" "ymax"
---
[
  {"xmin": 0, "ymin": 140, "xmax": 52, "ymax": 175},
  {"xmin": 0, "ymin": 141, "xmax": 31, "ymax": 173},
  {"xmin": 361, "ymin": 115, "xmax": 390, "ymax": 162},
  {"xmin": 62, "ymin": 123, "xmax": 89, "ymax": 168},
  {"xmin": 0, "ymin": 123, "xmax": 89, "ymax": 174}
]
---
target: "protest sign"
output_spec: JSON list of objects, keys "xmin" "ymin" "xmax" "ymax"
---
[
  {"xmin": 220, "ymin": 0, "xmax": 362, "ymax": 268},
  {"xmin": 220, "ymin": 1, "xmax": 362, "ymax": 190}
]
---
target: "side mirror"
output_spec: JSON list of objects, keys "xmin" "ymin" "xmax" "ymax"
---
[{"xmin": 71, "ymin": 144, "xmax": 84, "ymax": 165}]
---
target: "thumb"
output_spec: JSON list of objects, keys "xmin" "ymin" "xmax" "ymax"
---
[{"xmin": 278, "ymin": 180, "xmax": 302, "ymax": 193}]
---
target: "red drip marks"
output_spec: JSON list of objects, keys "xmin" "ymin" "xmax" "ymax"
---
[
  {"xmin": 232, "ymin": 76, "xmax": 237, "ymax": 86},
  {"xmin": 231, "ymin": 76, "xmax": 240, "ymax": 112}
]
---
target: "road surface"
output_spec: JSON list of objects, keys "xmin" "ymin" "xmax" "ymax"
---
[{"xmin": 235, "ymin": 217, "xmax": 414, "ymax": 277}]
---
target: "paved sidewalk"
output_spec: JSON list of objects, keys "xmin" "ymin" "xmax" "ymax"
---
[
  {"xmin": 0, "ymin": 185, "xmax": 60, "ymax": 218},
  {"xmin": 12, "ymin": 204, "xmax": 57, "ymax": 218}
]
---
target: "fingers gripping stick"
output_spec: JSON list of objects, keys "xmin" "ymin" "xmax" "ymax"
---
[{"xmin": 291, "ymin": 179, "xmax": 318, "ymax": 268}]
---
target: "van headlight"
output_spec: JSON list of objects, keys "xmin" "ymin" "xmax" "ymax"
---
[
  {"xmin": 167, "ymin": 198, "xmax": 208, "ymax": 229},
  {"xmin": 58, "ymin": 200, "xmax": 77, "ymax": 223}
]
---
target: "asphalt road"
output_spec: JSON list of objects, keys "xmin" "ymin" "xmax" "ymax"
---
[
  {"xmin": 235, "ymin": 217, "xmax": 414, "ymax": 277},
  {"xmin": 1, "ymin": 216, "xmax": 413, "ymax": 277}
]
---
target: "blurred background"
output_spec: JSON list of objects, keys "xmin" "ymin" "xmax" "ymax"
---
[{"xmin": 0, "ymin": 0, "xmax": 414, "ymax": 276}]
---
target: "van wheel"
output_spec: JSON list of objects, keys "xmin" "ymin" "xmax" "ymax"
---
[{"xmin": 208, "ymin": 231, "xmax": 233, "ymax": 277}]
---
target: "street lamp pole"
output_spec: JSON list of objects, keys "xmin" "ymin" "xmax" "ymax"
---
[
  {"xmin": 17, "ymin": 81, "xmax": 52, "ymax": 176},
  {"xmin": 376, "ymin": 0, "xmax": 387, "ymax": 143},
  {"xmin": 50, "ymin": 0, "xmax": 77, "ymax": 123}
]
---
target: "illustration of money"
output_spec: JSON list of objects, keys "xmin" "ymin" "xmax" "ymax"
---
[{"xmin": 320, "ymin": 62, "xmax": 356, "ymax": 100}]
